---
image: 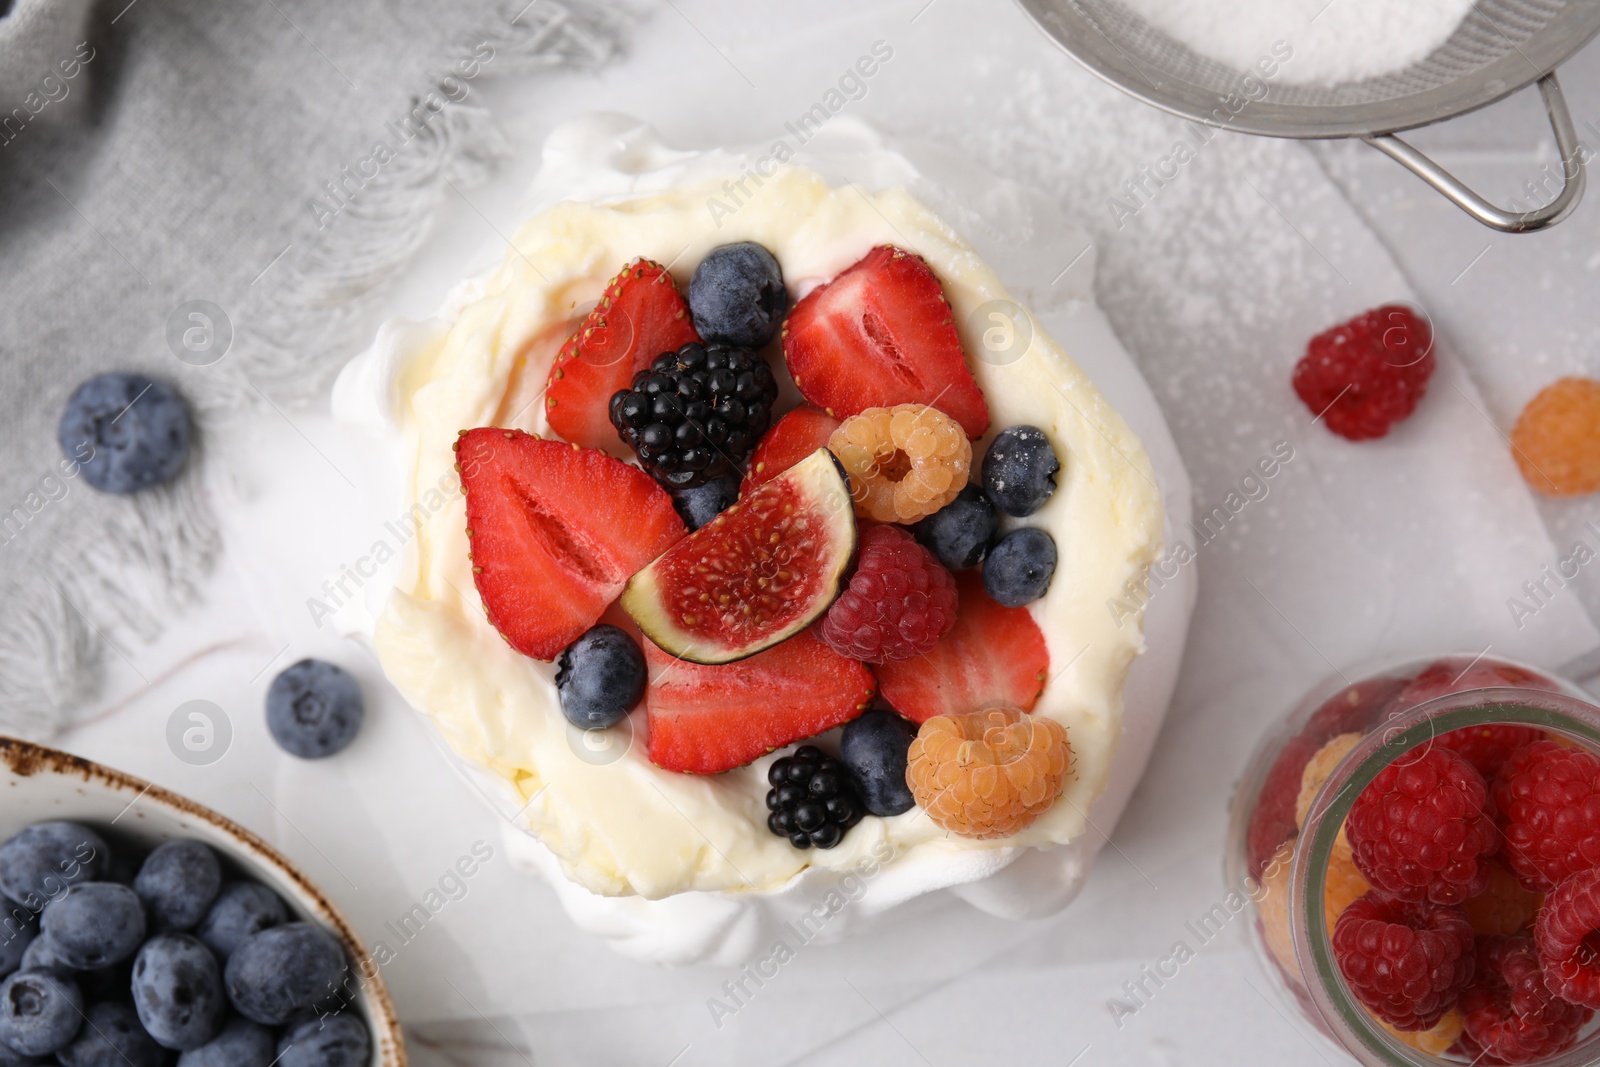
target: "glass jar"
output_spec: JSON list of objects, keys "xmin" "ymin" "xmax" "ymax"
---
[{"xmin": 1228, "ymin": 653, "xmax": 1600, "ymax": 1066}]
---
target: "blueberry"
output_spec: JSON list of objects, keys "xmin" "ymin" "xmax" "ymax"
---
[
  {"xmin": 669, "ymin": 474, "xmax": 740, "ymax": 531},
  {"xmin": 982, "ymin": 426, "xmax": 1060, "ymax": 517},
  {"xmin": 840, "ymin": 710, "xmax": 918, "ymax": 816},
  {"xmin": 58, "ymin": 373, "xmax": 191, "ymax": 495},
  {"xmin": 0, "ymin": 909, "xmax": 36, "ymax": 981},
  {"xmin": 688, "ymin": 243, "xmax": 788, "ymax": 348},
  {"xmin": 196, "ymin": 884, "xmax": 286, "ymax": 961},
  {"xmin": 0, "ymin": 823, "xmax": 108, "ymax": 909},
  {"xmin": 914, "ymin": 485, "xmax": 998, "ymax": 570},
  {"xmin": 131, "ymin": 934, "xmax": 225, "ymax": 1050},
  {"xmin": 134, "ymin": 840, "xmax": 222, "ymax": 932},
  {"xmin": 40, "ymin": 883, "xmax": 145, "ymax": 969},
  {"xmin": 0, "ymin": 969, "xmax": 81, "ymax": 1055},
  {"xmin": 177, "ymin": 1016, "xmax": 275, "ymax": 1067},
  {"xmin": 555, "ymin": 625, "xmax": 645, "ymax": 730},
  {"xmin": 277, "ymin": 1011, "xmax": 370, "ymax": 1067},
  {"xmin": 17, "ymin": 936, "xmax": 69, "ymax": 974},
  {"xmin": 983, "ymin": 528, "xmax": 1057, "ymax": 607},
  {"xmin": 266, "ymin": 660, "xmax": 364, "ymax": 759},
  {"xmin": 56, "ymin": 1002, "xmax": 166, "ymax": 1067},
  {"xmin": 224, "ymin": 924, "xmax": 345, "ymax": 1026},
  {"xmin": 0, "ymin": 1039, "xmax": 39, "ymax": 1066}
]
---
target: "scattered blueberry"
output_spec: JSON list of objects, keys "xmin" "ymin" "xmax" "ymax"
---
[
  {"xmin": 266, "ymin": 660, "xmax": 365, "ymax": 759},
  {"xmin": 688, "ymin": 242, "xmax": 788, "ymax": 349},
  {"xmin": 276, "ymin": 1012, "xmax": 371, "ymax": 1067},
  {"xmin": 56, "ymin": 1002, "xmax": 166, "ymax": 1067},
  {"xmin": 0, "ymin": 823, "xmax": 108, "ymax": 908},
  {"xmin": 0, "ymin": 912, "xmax": 36, "ymax": 981},
  {"xmin": 981, "ymin": 425, "xmax": 1060, "ymax": 517},
  {"xmin": 58, "ymin": 373, "xmax": 191, "ymax": 495},
  {"xmin": 839, "ymin": 710, "xmax": 918, "ymax": 817},
  {"xmin": 0, "ymin": 969, "xmax": 82, "ymax": 1055},
  {"xmin": 983, "ymin": 527, "xmax": 1057, "ymax": 607},
  {"xmin": 196, "ymin": 884, "xmax": 286, "ymax": 961},
  {"xmin": 669, "ymin": 474, "xmax": 740, "ymax": 531},
  {"xmin": 177, "ymin": 1016, "xmax": 275, "ymax": 1067},
  {"xmin": 135, "ymin": 840, "xmax": 222, "ymax": 932},
  {"xmin": 224, "ymin": 924, "xmax": 345, "ymax": 1026},
  {"xmin": 765, "ymin": 746, "xmax": 863, "ymax": 849},
  {"xmin": 555, "ymin": 625, "xmax": 646, "ymax": 731},
  {"xmin": 131, "ymin": 934, "xmax": 226, "ymax": 1050},
  {"xmin": 913, "ymin": 484, "xmax": 997, "ymax": 570},
  {"xmin": 39, "ymin": 883, "xmax": 145, "ymax": 970}
]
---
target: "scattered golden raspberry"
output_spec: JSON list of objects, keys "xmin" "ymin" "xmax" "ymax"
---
[
  {"xmin": 829, "ymin": 404, "xmax": 971, "ymax": 523},
  {"xmin": 1379, "ymin": 1010, "xmax": 1464, "ymax": 1055},
  {"xmin": 1511, "ymin": 377, "xmax": 1600, "ymax": 497},
  {"xmin": 1465, "ymin": 861, "xmax": 1544, "ymax": 936},
  {"xmin": 906, "ymin": 707, "xmax": 1070, "ymax": 838}
]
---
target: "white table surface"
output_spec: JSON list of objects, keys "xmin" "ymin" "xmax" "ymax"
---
[{"xmin": 55, "ymin": 2, "xmax": 1600, "ymax": 1065}]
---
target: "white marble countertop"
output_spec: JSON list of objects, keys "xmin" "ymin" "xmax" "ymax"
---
[{"xmin": 54, "ymin": 2, "xmax": 1600, "ymax": 1065}]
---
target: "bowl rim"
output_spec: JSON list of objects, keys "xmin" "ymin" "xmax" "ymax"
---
[{"xmin": 0, "ymin": 734, "xmax": 407, "ymax": 1066}]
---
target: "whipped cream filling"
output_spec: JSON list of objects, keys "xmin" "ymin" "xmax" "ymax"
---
[{"xmin": 335, "ymin": 115, "xmax": 1168, "ymax": 903}]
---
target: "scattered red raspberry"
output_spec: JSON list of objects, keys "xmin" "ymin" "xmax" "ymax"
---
[
  {"xmin": 1536, "ymin": 868, "xmax": 1600, "ymax": 1009},
  {"xmin": 1332, "ymin": 892, "xmax": 1476, "ymax": 1031},
  {"xmin": 815, "ymin": 525, "xmax": 957, "ymax": 663},
  {"xmin": 1293, "ymin": 304, "xmax": 1435, "ymax": 440},
  {"xmin": 1461, "ymin": 935, "xmax": 1593, "ymax": 1064},
  {"xmin": 1347, "ymin": 746, "xmax": 1496, "ymax": 905},
  {"xmin": 1493, "ymin": 740, "xmax": 1600, "ymax": 893}
]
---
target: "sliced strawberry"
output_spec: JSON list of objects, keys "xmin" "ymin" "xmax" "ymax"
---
[
  {"xmin": 544, "ymin": 259, "xmax": 700, "ymax": 452},
  {"xmin": 782, "ymin": 245, "xmax": 989, "ymax": 438},
  {"xmin": 457, "ymin": 428, "xmax": 685, "ymax": 661},
  {"xmin": 644, "ymin": 630, "xmax": 875, "ymax": 774},
  {"xmin": 740, "ymin": 405, "xmax": 841, "ymax": 493},
  {"xmin": 876, "ymin": 571, "xmax": 1047, "ymax": 723}
]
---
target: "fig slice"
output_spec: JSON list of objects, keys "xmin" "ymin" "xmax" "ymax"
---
[{"xmin": 622, "ymin": 448, "xmax": 856, "ymax": 664}]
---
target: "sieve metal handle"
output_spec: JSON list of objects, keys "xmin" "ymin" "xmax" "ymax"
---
[{"xmin": 1362, "ymin": 74, "xmax": 1585, "ymax": 233}]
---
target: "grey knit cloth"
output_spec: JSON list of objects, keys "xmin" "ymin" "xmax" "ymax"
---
[{"xmin": 0, "ymin": 0, "xmax": 629, "ymax": 735}]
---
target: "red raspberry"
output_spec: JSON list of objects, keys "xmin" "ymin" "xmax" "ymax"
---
[
  {"xmin": 816, "ymin": 525, "xmax": 957, "ymax": 663},
  {"xmin": 1461, "ymin": 935, "xmax": 1592, "ymax": 1064},
  {"xmin": 1494, "ymin": 740, "xmax": 1600, "ymax": 892},
  {"xmin": 1347, "ymin": 746, "xmax": 1497, "ymax": 905},
  {"xmin": 1332, "ymin": 892, "xmax": 1476, "ymax": 1030},
  {"xmin": 1536, "ymin": 868, "xmax": 1600, "ymax": 1009},
  {"xmin": 1293, "ymin": 304, "xmax": 1435, "ymax": 440}
]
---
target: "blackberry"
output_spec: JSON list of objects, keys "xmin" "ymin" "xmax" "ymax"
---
[
  {"xmin": 765, "ymin": 746, "xmax": 864, "ymax": 850},
  {"xmin": 609, "ymin": 342, "xmax": 777, "ymax": 489}
]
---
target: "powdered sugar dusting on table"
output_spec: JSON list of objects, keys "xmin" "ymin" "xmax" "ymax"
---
[{"xmin": 1115, "ymin": 0, "xmax": 1476, "ymax": 85}]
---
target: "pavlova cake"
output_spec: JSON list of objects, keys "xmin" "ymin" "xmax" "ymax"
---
[{"xmin": 334, "ymin": 114, "xmax": 1193, "ymax": 964}]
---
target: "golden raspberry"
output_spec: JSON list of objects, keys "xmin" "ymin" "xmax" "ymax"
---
[
  {"xmin": 1297, "ymin": 732, "xmax": 1361, "ymax": 864},
  {"xmin": 906, "ymin": 707, "xmax": 1070, "ymax": 838},
  {"xmin": 1511, "ymin": 377, "xmax": 1600, "ymax": 497},
  {"xmin": 1324, "ymin": 848, "xmax": 1372, "ymax": 931},
  {"xmin": 829, "ymin": 404, "xmax": 971, "ymax": 523},
  {"xmin": 1296, "ymin": 733, "xmax": 1361, "ymax": 828},
  {"xmin": 1465, "ymin": 861, "xmax": 1543, "ymax": 936},
  {"xmin": 1258, "ymin": 838, "xmax": 1367, "ymax": 988},
  {"xmin": 1379, "ymin": 1010, "xmax": 1463, "ymax": 1055},
  {"xmin": 1258, "ymin": 840, "xmax": 1301, "ymax": 984}
]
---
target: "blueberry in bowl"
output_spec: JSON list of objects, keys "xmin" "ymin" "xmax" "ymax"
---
[{"xmin": 0, "ymin": 737, "xmax": 402, "ymax": 1065}]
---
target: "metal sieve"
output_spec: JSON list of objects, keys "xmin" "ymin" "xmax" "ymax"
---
[{"xmin": 1017, "ymin": 0, "xmax": 1600, "ymax": 231}]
